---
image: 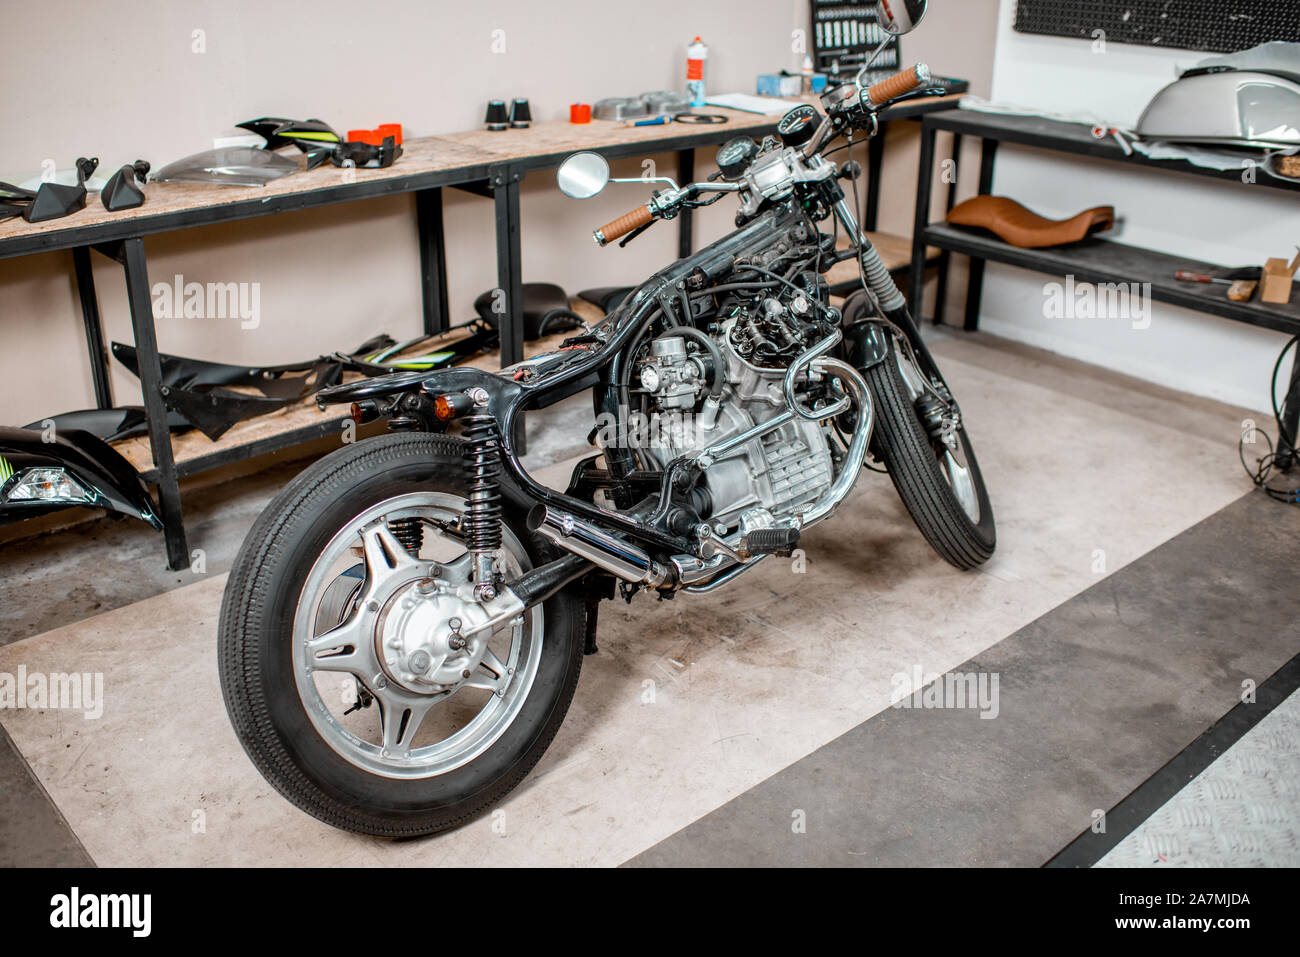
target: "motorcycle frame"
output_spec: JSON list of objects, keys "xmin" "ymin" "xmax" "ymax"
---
[{"xmin": 318, "ymin": 124, "xmax": 942, "ymax": 570}]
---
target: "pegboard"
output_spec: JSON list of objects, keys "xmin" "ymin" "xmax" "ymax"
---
[{"xmin": 1013, "ymin": 0, "xmax": 1300, "ymax": 54}]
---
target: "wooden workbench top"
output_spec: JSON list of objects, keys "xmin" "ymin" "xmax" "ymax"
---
[
  {"xmin": 0, "ymin": 92, "xmax": 966, "ymax": 254},
  {"xmin": 0, "ymin": 135, "xmax": 493, "ymax": 248}
]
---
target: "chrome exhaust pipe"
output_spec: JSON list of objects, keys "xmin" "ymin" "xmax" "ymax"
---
[{"xmin": 527, "ymin": 505, "xmax": 670, "ymax": 587}]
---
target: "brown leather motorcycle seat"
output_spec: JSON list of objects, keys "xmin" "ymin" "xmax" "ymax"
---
[{"xmin": 946, "ymin": 195, "xmax": 1114, "ymax": 249}]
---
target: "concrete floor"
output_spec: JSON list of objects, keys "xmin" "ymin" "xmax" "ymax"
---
[
  {"xmin": 0, "ymin": 329, "xmax": 1294, "ymax": 866},
  {"xmin": 628, "ymin": 489, "xmax": 1300, "ymax": 866}
]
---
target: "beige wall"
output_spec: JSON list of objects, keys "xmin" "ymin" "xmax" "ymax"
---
[{"xmin": 0, "ymin": 0, "xmax": 998, "ymax": 427}]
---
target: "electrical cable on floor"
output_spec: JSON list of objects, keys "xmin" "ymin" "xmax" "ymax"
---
[{"xmin": 1238, "ymin": 334, "xmax": 1300, "ymax": 505}]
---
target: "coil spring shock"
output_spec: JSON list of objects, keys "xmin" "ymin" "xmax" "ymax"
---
[
  {"xmin": 386, "ymin": 516, "xmax": 424, "ymax": 555},
  {"xmin": 461, "ymin": 411, "xmax": 503, "ymax": 599}
]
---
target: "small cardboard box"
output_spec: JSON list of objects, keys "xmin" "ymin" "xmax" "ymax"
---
[{"xmin": 1261, "ymin": 249, "xmax": 1300, "ymax": 305}]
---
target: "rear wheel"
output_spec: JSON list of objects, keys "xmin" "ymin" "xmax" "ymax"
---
[
  {"xmin": 863, "ymin": 337, "xmax": 996, "ymax": 569},
  {"xmin": 218, "ymin": 432, "xmax": 584, "ymax": 837}
]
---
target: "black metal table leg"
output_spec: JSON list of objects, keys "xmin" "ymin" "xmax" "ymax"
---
[
  {"xmin": 120, "ymin": 237, "xmax": 188, "ymax": 569},
  {"xmin": 1276, "ymin": 346, "xmax": 1300, "ymax": 471},
  {"xmin": 72, "ymin": 246, "xmax": 114, "ymax": 409},
  {"xmin": 865, "ymin": 121, "xmax": 888, "ymax": 232},
  {"xmin": 416, "ymin": 187, "xmax": 450, "ymax": 335},
  {"xmin": 677, "ymin": 148, "xmax": 695, "ymax": 259},
  {"xmin": 908, "ymin": 121, "xmax": 937, "ymax": 320},
  {"xmin": 963, "ymin": 138, "xmax": 999, "ymax": 331},
  {"xmin": 491, "ymin": 165, "xmax": 524, "ymax": 369},
  {"xmin": 491, "ymin": 165, "xmax": 526, "ymax": 454},
  {"xmin": 932, "ymin": 132, "xmax": 963, "ymax": 327}
]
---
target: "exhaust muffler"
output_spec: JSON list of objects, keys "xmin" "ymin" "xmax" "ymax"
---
[{"xmin": 527, "ymin": 505, "xmax": 670, "ymax": 588}]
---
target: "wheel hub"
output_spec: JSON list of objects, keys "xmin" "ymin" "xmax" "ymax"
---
[{"xmin": 376, "ymin": 579, "xmax": 490, "ymax": 694}]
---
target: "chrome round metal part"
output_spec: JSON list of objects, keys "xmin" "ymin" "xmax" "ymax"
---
[
  {"xmin": 377, "ymin": 580, "xmax": 493, "ymax": 692},
  {"xmin": 873, "ymin": 0, "xmax": 927, "ymax": 35},
  {"xmin": 557, "ymin": 151, "xmax": 611, "ymax": 199},
  {"xmin": 292, "ymin": 492, "xmax": 542, "ymax": 779}
]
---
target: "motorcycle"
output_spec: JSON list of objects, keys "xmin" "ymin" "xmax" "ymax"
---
[{"xmin": 218, "ymin": 0, "xmax": 995, "ymax": 837}]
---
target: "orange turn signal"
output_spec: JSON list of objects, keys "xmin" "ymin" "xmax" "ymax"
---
[{"xmin": 350, "ymin": 400, "xmax": 380, "ymax": 424}]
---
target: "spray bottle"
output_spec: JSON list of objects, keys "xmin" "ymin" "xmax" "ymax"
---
[{"xmin": 686, "ymin": 36, "xmax": 708, "ymax": 107}]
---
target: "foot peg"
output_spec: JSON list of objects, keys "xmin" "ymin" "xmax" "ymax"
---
[{"xmin": 744, "ymin": 526, "xmax": 800, "ymax": 556}]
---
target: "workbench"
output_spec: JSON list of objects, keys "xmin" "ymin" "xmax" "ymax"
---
[{"xmin": 0, "ymin": 88, "xmax": 966, "ymax": 568}]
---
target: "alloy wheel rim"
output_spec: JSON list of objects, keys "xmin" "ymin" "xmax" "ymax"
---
[{"xmin": 291, "ymin": 491, "xmax": 542, "ymax": 779}]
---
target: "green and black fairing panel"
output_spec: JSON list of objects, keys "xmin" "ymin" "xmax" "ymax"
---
[
  {"xmin": 0, "ymin": 426, "xmax": 163, "ymax": 530},
  {"xmin": 237, "ymin": 117, "xmax": 403, "ymax": 170},
  {"xmin": 237, "ymin": 117, "xmax": 342, "ymax": 170}
]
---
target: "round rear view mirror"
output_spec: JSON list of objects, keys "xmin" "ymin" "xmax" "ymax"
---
[
  {"xmin": 873, "ymin": 0, "xmax": 928, "ymax": 36},
  {"xmin": 557, "ymin": 152, "xmax": 610, "ymax": 199}
]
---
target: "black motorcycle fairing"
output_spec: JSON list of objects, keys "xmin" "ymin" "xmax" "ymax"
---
[
  {"xmin": 111, "ymin": 342, "xmax": 340, "ymax": 400},
  {"xmin": 0, "ymin": 426, "xmax": 163, "ymax": 530},
  {"xmin": 22, "ymin": 407, "xmax": 191, "ymax": 444}
]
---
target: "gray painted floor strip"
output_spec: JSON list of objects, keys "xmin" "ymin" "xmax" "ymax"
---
[
  {"xmin": 0, "ymin": 722, "xmax": 94, "ymax": 867},
  {"xmin": 626, "ymin": 490, "xmax": 1300, "ymax": 867}
]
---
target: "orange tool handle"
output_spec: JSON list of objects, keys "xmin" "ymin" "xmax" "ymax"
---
[
  {"xmin": 594, "ymin": 205, "xmax": 654, "ymax": 246},
  {"xmin": 867, "ymin": 64, "xmax": 931, "ymax": 106}
]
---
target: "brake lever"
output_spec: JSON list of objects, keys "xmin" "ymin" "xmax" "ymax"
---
[
  {"xmin": 889, "ymin": 86, "xmax": 949, "ymax": 105},
  {"xmin": 618, "ymin": 221, "xmax": 654, "ymax": 248}
]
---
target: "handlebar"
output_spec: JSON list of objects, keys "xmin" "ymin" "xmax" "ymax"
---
[
  {"xmin": 866, "ymin": 63, "xmax": 931, "ymax": 107},
  {"xmin": 594, "ymin": 204, "xmax": 654, "ymax": 246}
]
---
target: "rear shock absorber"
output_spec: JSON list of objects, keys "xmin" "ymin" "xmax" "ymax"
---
[{"xmin": 461, "ymin": 389, "xmax": 503, "ymax": 600}]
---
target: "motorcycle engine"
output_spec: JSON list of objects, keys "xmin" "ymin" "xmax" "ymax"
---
[{"xmin": 629, "ymin": 289, "xmax": 836, "ymax": 531}]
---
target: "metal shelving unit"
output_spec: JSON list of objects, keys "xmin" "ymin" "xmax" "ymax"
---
[{"xmin": 909, "ymin": 107, "xmax": 1300, "ymax": 463}]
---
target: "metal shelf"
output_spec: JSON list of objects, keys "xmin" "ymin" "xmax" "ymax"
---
[{"xmin": 922, "ymin": 223, "xmax": 1300, "ymax": 337}]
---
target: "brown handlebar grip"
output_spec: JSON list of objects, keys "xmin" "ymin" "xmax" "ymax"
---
[
  {"xmin": 867, "ymin": 64, "xmax": 931, "ymax": 106},
  {"xmin": 594, "ymin": 205, "xmax": 654, "ymax": 246}
]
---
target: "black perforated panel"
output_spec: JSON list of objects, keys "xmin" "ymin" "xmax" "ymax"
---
[{"xmin": 1013, "ymin": 1, "xmax": 1300, "ymax": 54}]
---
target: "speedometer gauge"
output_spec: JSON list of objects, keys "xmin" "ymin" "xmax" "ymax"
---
[
  {"xmin": 716, "ymin": 137, "xmax": 759, "ymax": 180},
  {"xmin": 777, "ymin": 104, "xmax": 819, "ymax": 148}
]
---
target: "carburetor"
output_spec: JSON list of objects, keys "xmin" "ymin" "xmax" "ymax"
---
[{"xmin": 637, "ymin": 336, "xmax": 707, "ymax": 410}]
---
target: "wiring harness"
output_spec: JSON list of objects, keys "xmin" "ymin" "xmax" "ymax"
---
[{"xmin": 1239, "ymin": 335, "xmax": 1300, "ymax": 506}]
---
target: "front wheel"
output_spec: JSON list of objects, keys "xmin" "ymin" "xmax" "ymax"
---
[
  {"xmin": 218, "ymin": 432, "xmax": 584, "ymax": 837},
  {"xmin": 863, "ymin": 339, "xmax": 996, "ymax": 569}
]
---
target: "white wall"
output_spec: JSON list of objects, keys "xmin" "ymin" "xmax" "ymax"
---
[
  {"xmin": 983, "ymin": 0, "xmax": 1293, "ymax": 414},
  {"xmin": 0, "ymin": 0, "xmax": 809, "ymax": 426},
  {"xmin": 0, "ymin": 0, "xmax": 1000, "ymax": 428}
]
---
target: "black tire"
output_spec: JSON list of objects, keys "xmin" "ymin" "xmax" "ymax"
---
[
  {"xmin": 217, "ymin": 432, "xmax": 585, "ymax": 837},
  {"xmin": 863, "ymin": 343, "xmax": 996, "ymax": 569}
]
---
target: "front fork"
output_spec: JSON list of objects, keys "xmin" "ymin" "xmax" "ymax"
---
[{"xmin": 831, "ymin": 196, "xmax": 948, "ymax": 390}]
